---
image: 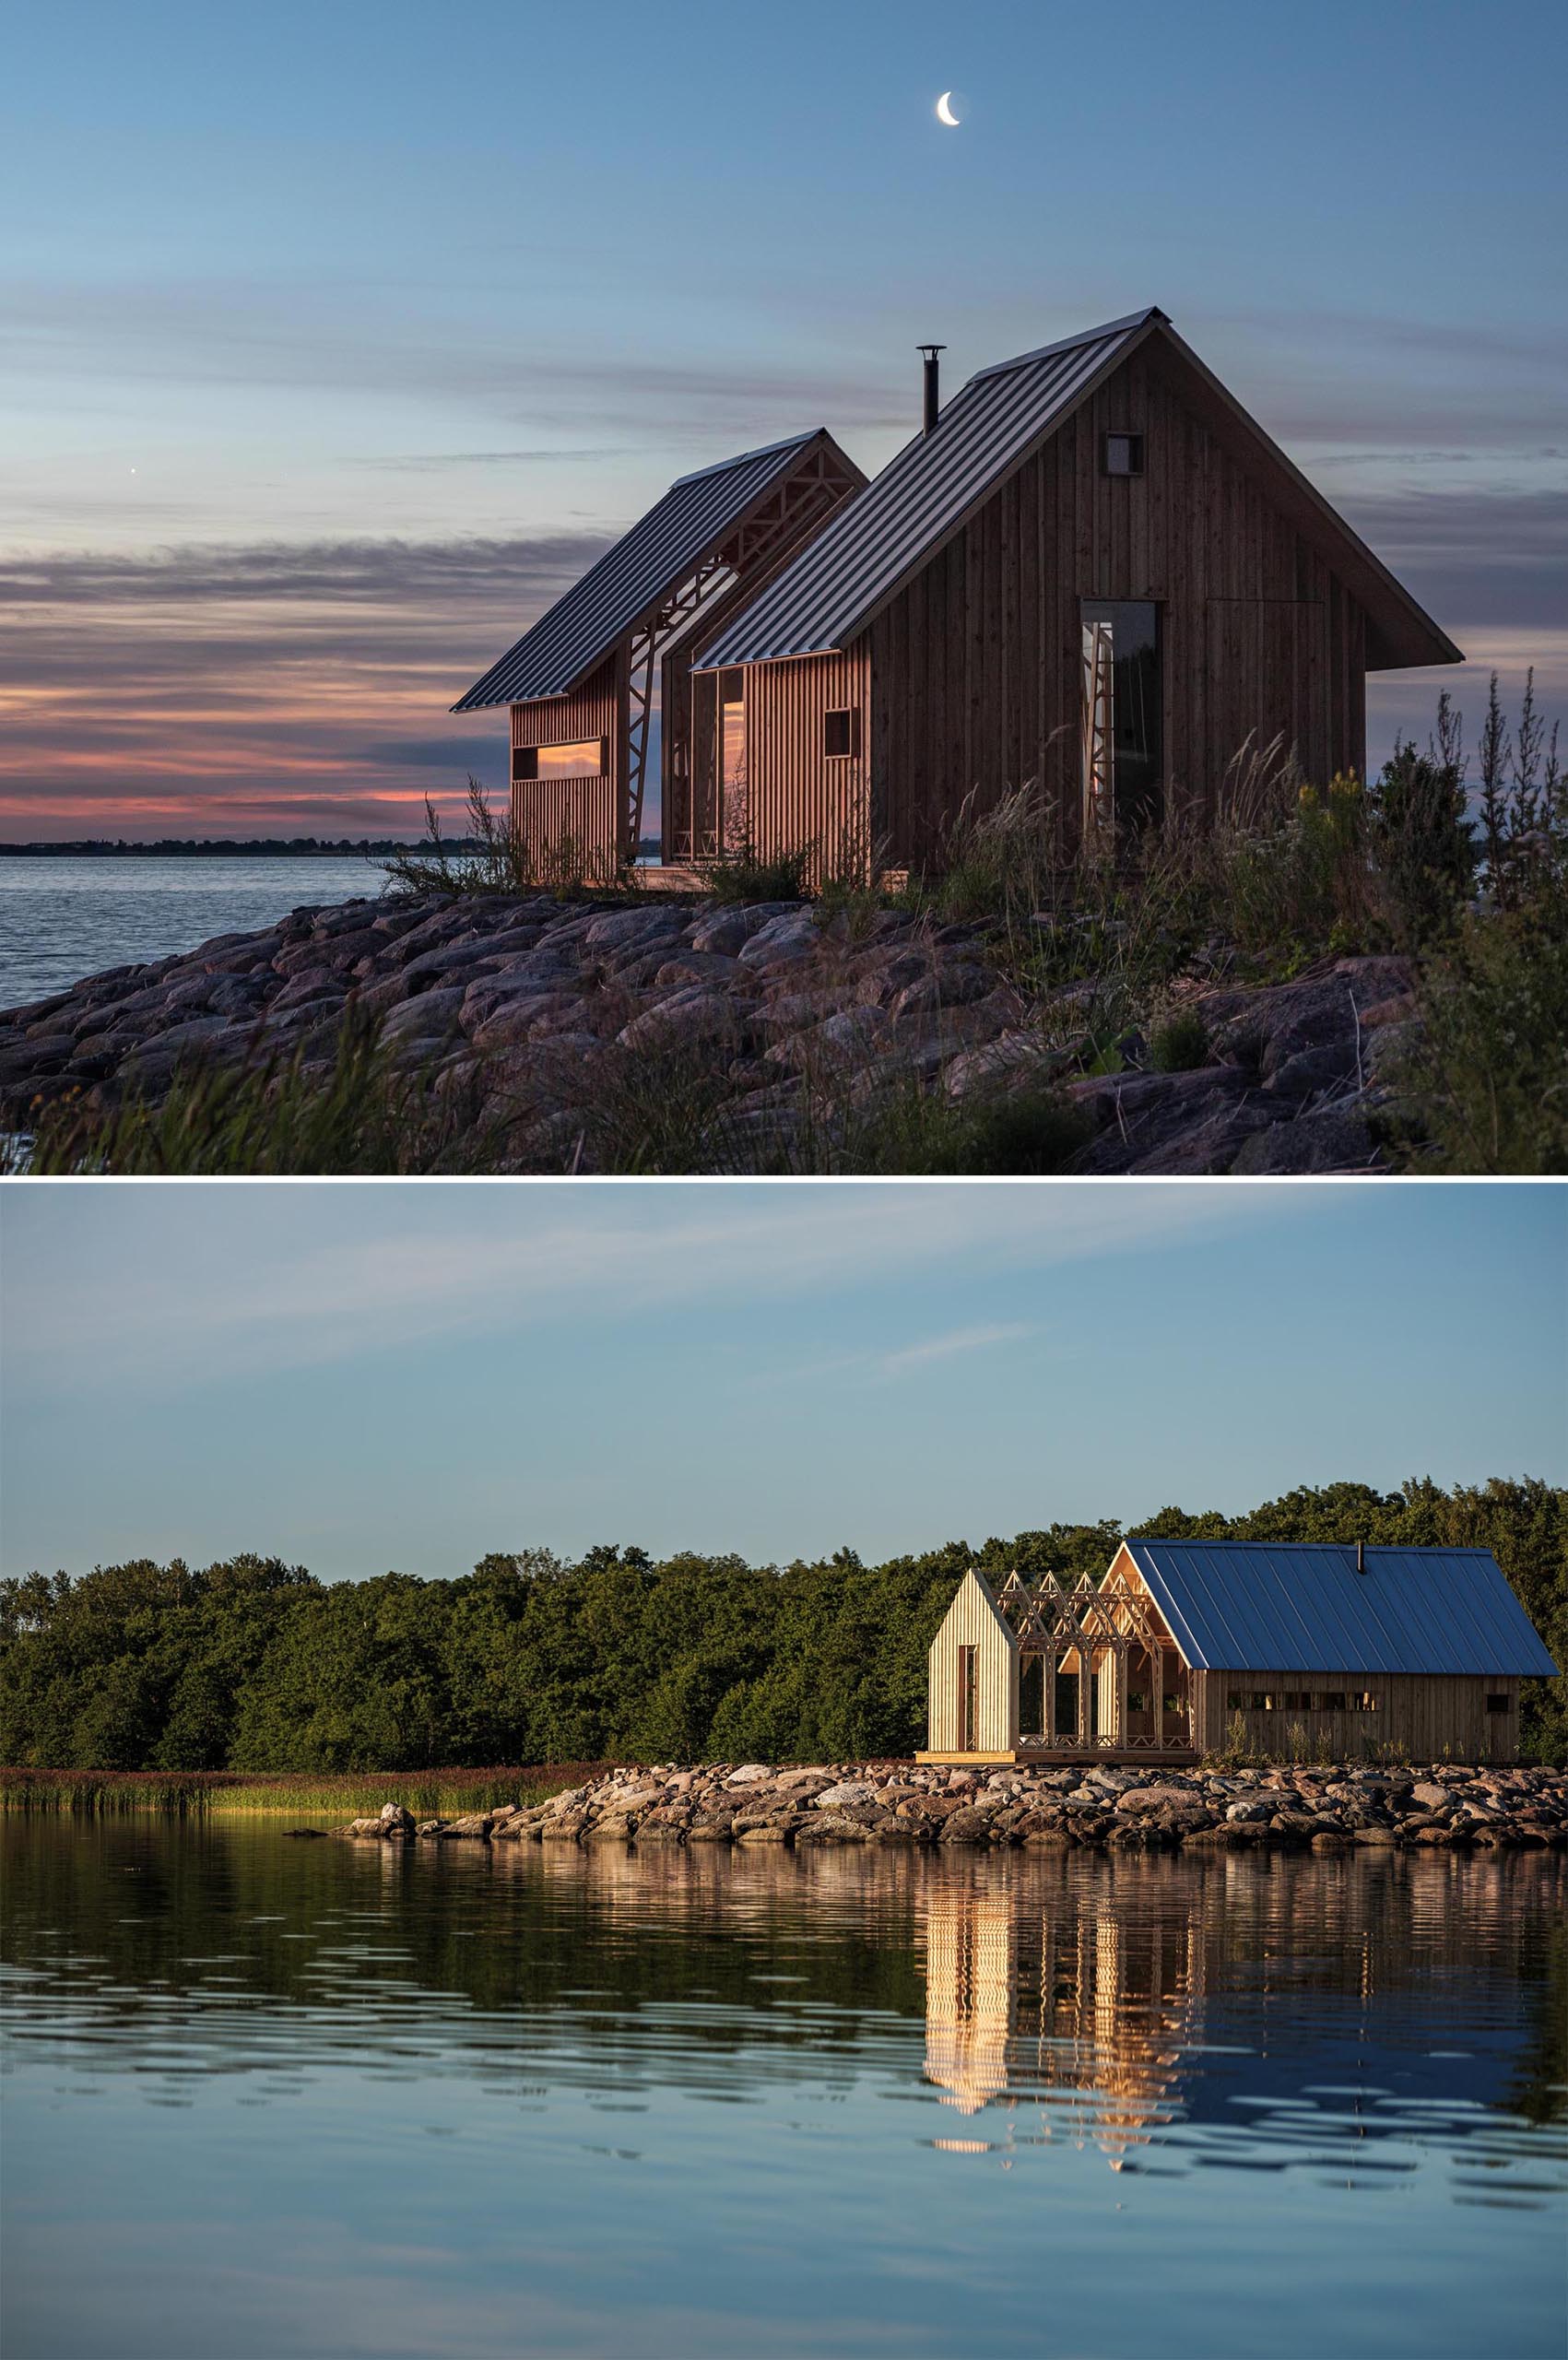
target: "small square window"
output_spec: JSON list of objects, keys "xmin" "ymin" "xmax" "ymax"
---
[
  {"xmin": 823, "ymin": 707, "xmax": 859, "ymax": 759},
  {"xmin": 1486, "ymin": 1693, "xmax": 1510, "ymax": 1715},
  {"xmin": 1226, "ymin": 1691, "xmax": 1244, "ymax": 1711},
  {"xmin": 1249, "ymin": 1691, "xmax": 1274, "ymax": 1712},
  {"xmin": 1103, "ymin": 432, "xmax": 1145, "ymax": 478}
]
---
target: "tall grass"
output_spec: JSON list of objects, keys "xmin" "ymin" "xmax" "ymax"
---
[
  {"xmin": 25, "ymin": 1006, "xmax": 501, "ymax": 1175},
  {"xmin": 381, "ymin": 780, "xmax": 635, "ymax": 900},
  {"xmin": 0, "ymin": 1766, "xmax": 604, "ymax": 1818}
]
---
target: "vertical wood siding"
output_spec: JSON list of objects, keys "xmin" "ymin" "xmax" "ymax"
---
[
  {"xmin": 927, "ymin": 1573, "xmax": 1018, "ymax": 1754},
  {"xmin": 510, "ymin": 656, "xmax": 624, "ymax": 865},
  {"xmin": 738, "ymin": 646, "xmax": 872, "ymax": 875},
  {"xmin": 856, "ymin": 343, "xmax": 1371, "ymax": 868},
  {"xmin": 1198, "ymin": 1673, "xmax": 1522, "ymax": 1762}
]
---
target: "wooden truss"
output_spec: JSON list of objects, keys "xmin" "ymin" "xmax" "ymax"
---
[
  {"xmin": 623, "ymin": 442, "xmax": 861, "ymax": 859},
  {"xmin": 994, "ymin": 1570, "xmax": 1191, "ymax": 1752}
]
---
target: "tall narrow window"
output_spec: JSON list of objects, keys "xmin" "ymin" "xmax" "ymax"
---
[
  {"xmin": 957, "ymin": 1646, "xmax": 978, "ymax": 1751},
  {"xmin": 719, "ymin": 668, "xmax": 747, "ymax": 792},
  {"xmin": 1080, "ymin": 601, "xmax": 1162, "ymax": 832}
]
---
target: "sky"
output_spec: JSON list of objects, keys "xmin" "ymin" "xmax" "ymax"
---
[
  {"xmin": 3, "ymin": 1179, "xmax": 1563, "ymax": 1583},
  {"xmin": 3, "ymin": 0, "xmax": 1564, "ymax": 840}
]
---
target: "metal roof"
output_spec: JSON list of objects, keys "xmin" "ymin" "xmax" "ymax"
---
[
  {"xmin": 695, "ymin": 311, "xmax": 1162, "ymax": 669},
  {"xmin": 1124, "ymin": 1539, "xmax": 1557, "ymax": 1677},
  {"xmin": 453, "ymin": 431, "xmax": 827, "ymax": 711}
]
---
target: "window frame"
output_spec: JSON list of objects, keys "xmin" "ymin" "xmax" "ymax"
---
[
  {"xmin": 823, "ymin": 706, "xmax": 860, "ymax": 761},
  {"xmin": 1102, "ymin": 431, "xmax": 1146, "ymax": 478},
  {"xmin": 513, "ymin": 736, "xmax": 608, "ymax": 784}
]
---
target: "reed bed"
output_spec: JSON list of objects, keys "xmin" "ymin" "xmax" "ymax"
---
[{"xmin": 0, "ymin": 1765, "xmax": 606, "ymax": 1819}]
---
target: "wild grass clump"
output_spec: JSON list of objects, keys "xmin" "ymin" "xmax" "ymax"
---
[
  {"xmin": 1391, "ymin": 901, "xmax": 1568, "ymax": 1173},
  {"xmin": 381, "ymin": 781, "xmax": 634, "ymax": 901},
  {"xmin": 702, "ymin": 843, "xmax": 812, "ymax": 903},
  {"xmin": 1203, "ymin": 1713, "xmax": 1267, "ymax": 1771},
  {"xmin": 1147, "ymin": 1008, "xmax": 1210, "ymax": 1073},
  {"xmin": 1385, "ymin": 674, "xmax": 1566, "ymax": 1173},
  {"xmin": 26, "ymin": 1007, "xmax": 497, "ymax": 1175},
  {"xmin": 811, "ymin": 1074, "xmax": 1093, "ymax": 1176},
  {"xmin": 0, "ymin": 1765, "xmax": 604, "ymax": 1818}
]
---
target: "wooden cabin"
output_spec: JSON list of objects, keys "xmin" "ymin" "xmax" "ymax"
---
[
  {"xmin": 452, "ymin": 431, "xmax": 865, "ymax": 871},
  {"xmin": 920, "ymin": 1540, "xmax": 1556, "ymax": 1766},
  {"xmin": 695, "ymin": 308, "xmax": 1462, "ymax": 871}
]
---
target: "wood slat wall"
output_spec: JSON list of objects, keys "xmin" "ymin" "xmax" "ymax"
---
[
  {"xmin": 927, "ymin": 1573, "xmax": 1018, "ymax": 1754},
  {"xmin": 857, "ymin": 342, "xmax": 1371, "ymax": 869},
  {"xmin": 1198, "ymin": 1673, "xmax": 1522, "ymax": 1763},
  {"xmin": 510, "ymin": 656, "xmax": 624, "ymax": 865},
  {"xmin": 739, "ymin": 646, "xmax": 872, "ymax": 876}
]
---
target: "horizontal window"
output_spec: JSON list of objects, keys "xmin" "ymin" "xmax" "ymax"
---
[
  {"xmin": 823, "ymin": 707, "xmax": 860, "ymax": 760},
  {"xmin": 1318, "ymin": 1692, "xmax": 1348, "ymax": 1714},
  {"xmin": 1102, "ymin": 431, "xmax": 1145, "ymax": 478},
  {"xmin": 1486, "ymin": 1693, "xmax": 1510, "ymax": 1715},
  {"xmin": 513, "ymin": 737, "xmax": 607, "ymax": 783}
]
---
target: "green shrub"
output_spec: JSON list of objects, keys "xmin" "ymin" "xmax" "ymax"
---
[
  {"xmin": 1147, "ymin": 1009, "xmax": 1210, "ymax": 1072},
  {"xmin": 1395, "ymin": 897, "xmax": 1568, "ymax": 1174},
  {"xmin": 1367, "ymin": 736, "xmax": 1476, "ymax": 949},
  {"xmin": 702, "ymin": 844, "xmax": 811, "ymax": 904}
]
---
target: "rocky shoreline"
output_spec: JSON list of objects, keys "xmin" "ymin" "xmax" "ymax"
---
[
  {"xmin": 0, "ymin": 887, "xmax": 1421, "ymax": 1173},
  {"xmin": 333, "ymin": 1759, "xmax": 1568, "ymax": 1854}
]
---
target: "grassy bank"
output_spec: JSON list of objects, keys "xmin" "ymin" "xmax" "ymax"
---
[{"xmin": 0, "ymin": 1765, "xmax": 605, "ymax": 1819}]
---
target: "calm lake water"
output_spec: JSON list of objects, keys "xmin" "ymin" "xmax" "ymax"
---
[
  {"xmin": 2, "ymin": 1822, "xmax": 1563, "ymax": 2360},
  {"xmin": 0, "ymin": 858, "xmax": 388, "ymax": 1008}
]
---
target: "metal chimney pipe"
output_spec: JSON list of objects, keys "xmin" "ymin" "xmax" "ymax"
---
[
  {"xmin": 918, "ymin": 344, "xmax": 946, "ymax": 436},
  {"xmin": 1356, "ymin": 1541, "xmax": 1366, "ymax": 1575}
]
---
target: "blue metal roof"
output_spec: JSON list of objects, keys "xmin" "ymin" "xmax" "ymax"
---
[
  {"xmin": 1125, "ymin": 1540, "xmax": 1557, "ymax": 1677},
  {"xmin": 453, "ymin": 431, "xmax": 835, "ymax": 711}
]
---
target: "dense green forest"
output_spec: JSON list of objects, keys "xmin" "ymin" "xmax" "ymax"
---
[{"xmin": 3, "ymin": 1480, "xmax": 1562, "ymax": 1769}]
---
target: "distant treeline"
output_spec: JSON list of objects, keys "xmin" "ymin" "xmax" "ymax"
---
[
  {"xmin": 0, "ymin": 839, "xmax": 446, "ymax": 858},
  {"xmin": 3, "ymin": 1481, "xmax": 1562, "ymax": 1770}
]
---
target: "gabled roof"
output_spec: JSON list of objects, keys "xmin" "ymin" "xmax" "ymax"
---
[
  {"xmin": 696, "ymin": 312, "xmax": 1157, "ymax": 670},
  {"xmin": 696, "ymin": 308, "xmax": 1460, "ymax": 675},
  {"xmin": 1122, "ymin": 1539, "xmax": 1556, "ymax": 1678},
  {"xmin": 453, "ymin": 431, "xmax": 845, "ymax": 711}
]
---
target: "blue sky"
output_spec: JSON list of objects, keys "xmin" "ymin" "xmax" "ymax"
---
[
  {"xmin": 3, "ymin": 1181, "xmax": 1562, "ymax": 1582},
  {"xmin": 3, "ymin": 0, "xmax": 1563, "ymax": 833}
]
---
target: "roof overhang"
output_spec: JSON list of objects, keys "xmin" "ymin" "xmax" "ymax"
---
[{"xmin": 453, "ymin": 428, "xmax": 866, "ymax": 712}]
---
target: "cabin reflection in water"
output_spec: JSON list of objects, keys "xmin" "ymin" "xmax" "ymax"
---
[{"xmin": 924, "ymin": 1876, "xmax": 1199, "ymax": 2165}]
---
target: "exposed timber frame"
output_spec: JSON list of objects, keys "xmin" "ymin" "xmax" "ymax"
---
[
  {"xmin": 920, "ymin": 1565, "xmax": 1197, "ymax": 1765},
  {"xmin": 655, "ymin": 441, "xmax": 864, "ymax": 865}
]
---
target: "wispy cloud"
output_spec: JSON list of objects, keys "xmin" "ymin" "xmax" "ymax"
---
[
  {"xmin": 876, "ymin": 1322, "xmax": 1035, "ymax": 1376},
  {"xmin": 6, "ymin": 1184, "xmax": 1323, "ymax": 1399}
]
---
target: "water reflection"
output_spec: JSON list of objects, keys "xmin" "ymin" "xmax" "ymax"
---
[
  {"xmin": 3, "ymin": 1823, "xmax": 1564, "ymax": 2360},
  {"xmin": 919, "ymin": 1852, "xmax": 1568, "ymax": 2180}
]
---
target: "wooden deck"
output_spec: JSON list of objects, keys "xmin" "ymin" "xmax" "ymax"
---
[{"xmin": 916, "ymin": 1748, "xmax": 1200, "ymax": 1769}]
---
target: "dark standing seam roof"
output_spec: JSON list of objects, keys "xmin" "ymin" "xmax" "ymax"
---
[
  {"xmin": 1124, "ymin": 1540, "xmax": 1558, "ymax": 1677},
  {"xmin": 694, "ymin": 310, "xmax": 1162, "ymax": 669},
  {"xmin": 452, "ymin": 432, "xmax": 825, "ymax": 711}
]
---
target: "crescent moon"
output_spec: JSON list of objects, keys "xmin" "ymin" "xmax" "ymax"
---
[{"xmin": 936, "ymin": 90, "xmax": 961, "ymax": 126}]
